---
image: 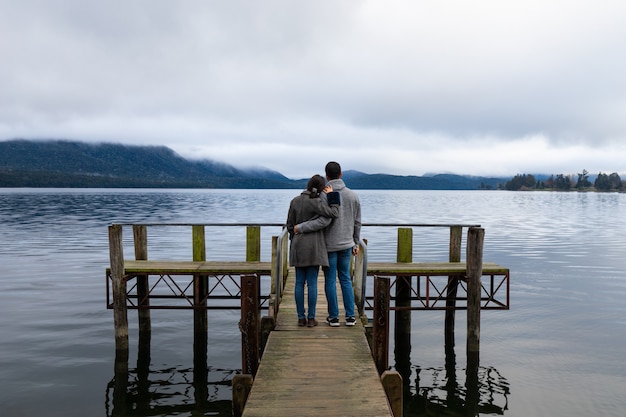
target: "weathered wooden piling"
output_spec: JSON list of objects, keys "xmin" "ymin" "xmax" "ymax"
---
[
  {"xmin": 373, "ymin": 275, "xmax": 391, "ymax": 375},
  {"xmin": 466, "ymin": 227, "xmax": 484, "ymax": 354},
  {"xmin": 232, "ymin": 374, "xmax": 254, "ymax": 417},
  {"xmin": 445, "ymin": 226, "xmax": 462, "ymax": 347},
  {"xmin": 240, "ymin": 274, "xmax": 260, "ymax": 376},
  {"xmin": 192, "ymin": 225, "xmax": 208, "ymax": 335},
  {"xmin": 133, "ymin": 225, "xmax": 150, "ymax": 334},
  {"xmin": 108, "ymin": 224, "xmax": 129, "ymax": 366},
  {"xmin": 381, "ymin": 370, "xmax": 403, "ymax": 417},
  {"xmin": 394, "ymin": 227, "xmax": 413, "ymax": 399}
]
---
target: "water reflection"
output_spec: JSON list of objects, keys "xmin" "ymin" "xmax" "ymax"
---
[
  {"xmin": 397, "ymin": 359, "xmax": 510, "ymax": 416},
  {"xmin": 404, "ymin": 363, "xmax": 510, "ymax": 416},
  {"xmin": 106, "ymin": 337, "xmax": 235, "ymax": 417},
  {"xmin": 396, "ymin": 338, "xmax": 509, "ymax": 416}
]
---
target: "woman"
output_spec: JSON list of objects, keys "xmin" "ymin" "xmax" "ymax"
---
[{"xmin": 286, "ymin": 174, "xmax": 340, "ymax": 327}]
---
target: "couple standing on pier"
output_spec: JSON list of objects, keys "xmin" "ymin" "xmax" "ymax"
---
[{"xmin": 286, "ymin": 161, "xmax": 362, "ymax": 328}]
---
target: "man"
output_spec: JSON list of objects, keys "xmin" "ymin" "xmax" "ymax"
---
[{"xmin": 295, "ymin": 161, "xmax": 362, "ymax": 326}]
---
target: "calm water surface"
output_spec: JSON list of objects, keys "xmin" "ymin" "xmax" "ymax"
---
[{"xmin": 1, "ymin": 189, "xmax": 625, "ymax": 416}]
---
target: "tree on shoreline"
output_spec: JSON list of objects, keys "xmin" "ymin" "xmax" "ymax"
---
[
  {"xmin": 505, "ymin": 170, "xmax": 624, "ymax": 191},
  {"xmin": 594, "ymin": 172, "xmax": 622, "ymax": 191},
  {"xmin": 576, "ymin": 170, "xmax": 592, "ymax": 189}
]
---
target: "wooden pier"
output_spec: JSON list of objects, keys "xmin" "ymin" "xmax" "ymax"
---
[
  {"xmin": 106, "ymin": 223, "xmax": 510, "ymax": 417},
  {"xmin": 235, "ymin": 270, "xmax": 397, "ymax": 417}
]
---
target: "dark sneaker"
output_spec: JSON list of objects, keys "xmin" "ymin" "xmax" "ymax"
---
[
  {"xmin": 307, "ymin": 318, "xmax": 318, "ymax": 327},
  {"xmin": 298, "ymin": 318, "xmax": 307, "ymax": 327},
  {"xmin": 346, "ymin": 317, "xmax": 357, "ymax": 326},
  {"xmin": 326, "ymin": 316, "xmax": 340, "ymax": 327}
]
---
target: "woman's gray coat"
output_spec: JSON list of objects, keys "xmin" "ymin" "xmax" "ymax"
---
[{"xmin": 286, "ymin": 190, "xmax": 339, "ymax": 267}]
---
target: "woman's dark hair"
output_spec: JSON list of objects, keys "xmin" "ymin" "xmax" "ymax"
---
[{"xmin": 306, "ymin": 174, "xmax": 326, "ymax": 198}]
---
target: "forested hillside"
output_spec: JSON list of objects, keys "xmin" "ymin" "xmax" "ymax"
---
[{"xmin": 0, "ymin": 139, "xmax": 507, "ymax": 189}]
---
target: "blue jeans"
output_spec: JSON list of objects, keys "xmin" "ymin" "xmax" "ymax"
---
[
  {"xmin": 323, "ymin": 248, "xmax": 355, "ymax": 319},
  {"xmin": 295, "ymin": 265, "xmax": 319, "ymax": 319}
]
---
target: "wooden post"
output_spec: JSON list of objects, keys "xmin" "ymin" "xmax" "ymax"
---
[
  {"xmin": 466, "ymin": 227, "xmax": 484, "ymax": 354},
  {"xmin": 352, "ymin": 239, "xmax": 367, "ymax": 319},
  {"xmin": 240, "ymin": 274, "xmax": 260, "ymax": 376},
  {"xmin": 445, "ymin": 226, "xmax": 462, "ymax": 348},
  {"xmin": 232, "ymin": 374, "xmax": 254, "ymax": 417},
  {"xmin": 395, "ymin": 228, "xmax": 412, "ymax": 383},
  {"xmin": 270, "ymin": 235, "xmax": 278, "ymax": 295},
  {"xmin": 260, "ymin": 315, "xmax": 275, "ymax": 357},
  {"xmin": 192, "ymin": 225, "xmax": 208, "ymax": 335},
  {"xmin": 133, "ymin": 225, "xmax": 151, "ymax": 334},
  {"xmin": 381, "ymin": 370, "xmax": 403, "ymax": 417},
  {"xmin": 246, "ymin": 225, "xmax": 261, "ymax": 262},
  {"xmin": 191, "ymin": 225, "xmax": 208, "ymax": 403},
  {"xmin": 269, "ymin": 235, "xmax": 280, "ymax": 318},
  {"xmin": 109, "ymin": 224, "xmax": 129, "ymax": 365},
  {"xmin": 373, "ymin": 275, "xmax": 390, "ymax": 375},
  {"xmin": 133, "ymin": 225, "xmax": 150, "ymax": 413}
]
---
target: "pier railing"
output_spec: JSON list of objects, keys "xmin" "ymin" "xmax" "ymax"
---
[
  {"xmin": 107, "ymin": 221, "xmax": 508, "ymax": 317},
  {"xmin": 107, "ymin": 222, "xmax": 508, "ymax": 355},
  {"xmin": 107, "ymin": 223, "xmax": 288, "ymax": 307}
]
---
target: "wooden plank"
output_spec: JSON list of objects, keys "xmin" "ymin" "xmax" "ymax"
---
[
  {"xmin": 367, "ymin": 261, "xmax": 508, "ymax": 275},
  {"xmin": 121, "ymin": 260, "xmax": 273, "ymax": 275},
  {"xmin": 110, "ymin": 260, "xmax": 507, "ymax": 277}
]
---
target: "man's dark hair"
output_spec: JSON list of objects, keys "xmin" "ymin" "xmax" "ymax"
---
[{"xmin": 325, "ymin": 161, "xmax": 342, "ymax": 180}]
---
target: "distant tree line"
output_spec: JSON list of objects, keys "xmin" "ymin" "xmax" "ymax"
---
[{"xmin": 505, "ymin": 169, "xmax": 624, "ymax": 191}]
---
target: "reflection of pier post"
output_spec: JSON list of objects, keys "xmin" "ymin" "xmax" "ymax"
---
[
  {"xmin": 110, "ymin": 357, "xmax": 128, "ymax": 417},
  {"xmin": 136, "ymin": 329, "xmax": 151, "ymax": 414},
  {"xmin": 465, "ymin": 350, "xmax": 480, "ymax": 416}
]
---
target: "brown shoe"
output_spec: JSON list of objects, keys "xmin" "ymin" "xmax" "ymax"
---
[
  {"xmin": 298, "ymin": 318, "xmax": 307, "ymax": 327},
  {"xmin": 307, "ymin": 318, "xmax": 318, "ymax": 327}
]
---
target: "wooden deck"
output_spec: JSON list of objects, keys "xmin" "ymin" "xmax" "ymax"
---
[
  {"xmin": 242, "ymin": 269, "xmax": 394, "ymax": 417},
  {"xmin": 122, "ymin": 260, "xmax": 273, "ymax": 275},
  {"xmin": 366, "ymin": 261, "xmax": 509, "ymax": 275}
]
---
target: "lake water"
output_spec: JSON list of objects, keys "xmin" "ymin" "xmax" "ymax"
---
[{"xmin": 1, "ymin": 188, "xmax": 625, "ymax": 417}]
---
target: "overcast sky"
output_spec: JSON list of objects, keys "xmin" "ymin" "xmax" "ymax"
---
[{"xmin": 2, "ymin": 0, "xmax": 626, "ymax": 179}]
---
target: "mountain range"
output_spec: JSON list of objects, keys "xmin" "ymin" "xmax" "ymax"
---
[{"xmin": 0, "ymin": 139, "xmax": 508, "ymax": 189}]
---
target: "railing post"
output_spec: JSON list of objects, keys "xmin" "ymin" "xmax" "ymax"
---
[
  {"xmin": 373, "ymin": 275, "xmax": 390, "ymax": 375},
  {"xmin": 466, "ymin": 227, "xmax": 484, "ymax": 355},
  {"xmin": 352, "ymin": 239, "xmax": 367, "ymax": 320},
  {"xmin": 445, "ymin": 226, "xmax": 462, "ymax": 347},
  {"xmin": 192, "ymin": 224, "xmax": 208, "ymax": 385},
  {"xmin": 270, "ymin": 236, "xmax": 282, "ymax": 304},
  {"xmin": 192, "ymin": 225, "xmax": 208, "ymax": 333},
  {"xmin": 246, "ymin": 225, "xmax": 261, "ymax": 262},
  {"xmin": 133, "ymin": 225, "xmax": 150, "ymax": 334},
  {"xmin": 395, "ymin": 228, "xmax": 412, "ymax": 385},
  {"xmin": 109, "ymin": 224, "xmax": 129, "ymax": 368}
]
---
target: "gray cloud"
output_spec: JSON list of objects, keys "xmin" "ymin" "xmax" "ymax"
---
[{"xmin": 2, "ymin": 0, "xmax": 626, "ymax": 178}]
